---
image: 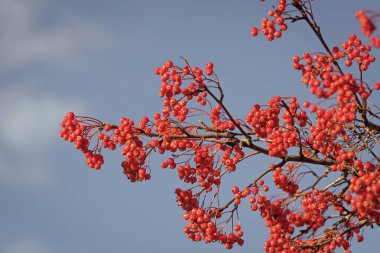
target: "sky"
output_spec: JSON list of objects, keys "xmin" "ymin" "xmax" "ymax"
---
[{"xmin": 0, "ymin": 0, "xmax": 379, "ymax": 252}]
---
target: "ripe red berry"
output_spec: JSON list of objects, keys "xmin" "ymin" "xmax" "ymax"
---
[
  {"xmin": 251, "ymin": 27, "xmax": 258, "ymax": 36},
  {"xmin": 231, "ymin": 186, "xmax": 239, "ymax": 194}
]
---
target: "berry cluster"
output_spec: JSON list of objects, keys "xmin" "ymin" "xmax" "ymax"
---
[
  {"xmin": 294, "ymin": 37, "xmax": 375, "ymax": 101},
  {"xmin": 175, "ymin": 188, "xmax": 198, "ymax": 211},
  {"xmin": 183, "ymin": 207, "xmax": 244, "ymax": 249},
  {"xmin": 356, "ymin": 10, "xmax": 380, "ymax": 48},
  {"xmin": 59, "ymin": 112, "xmax": 153, "ymax": 180},
  {"xmin": 246, "ymin": 96, "xmax": 305, "ymax": 158},
  {"xmin": 246, "ymin": 100, "xmax": 281, "ymax": 138},
  {"xmin": 268, "ymin": 127, "xmax": 300, "ymax": 157},
  {"xmin": 251, "ymin": 0, "xmax": 289, "ymax": 41},
  {"xmin": 348, "ymin": 171, "xmax": 380, "ymax": 223},
  {"xmin": 282, "ymin": 97, "xmax": 308, "ymax": 127},
  {"xmin": 337, "ymin": 34, "xmax": 376, "ymax": 72},
  {"xmin": 193, "ymin": 145, "xmax": 221, "ymax": 191},
  {"xmin": 273, "ymin": 166, "xmax": 298, "ymax": 195},
  {"xmin": 300, "ymin": 191, "xmax": 332, "ymax": 230},
  {"xmin": 176, "ymin": 163, "xmax": 197, "ymax": 184},
  {"xmin": 60, "ymin": 112, "xmax": 105, "ymax": 169},
  {"xmin": 111, "ymin": 117, "xmax": 151, "ymax": 182},
  {"xmin": 210, "ymin": 104, "xmax": 238, "ymax": 131},
  {"xmin": 222, "ymin": 146, "xmax": 245, "ymax": 172},
  {"xmin": 231, "ymin": 179, "xmax": 269, "ymax": 211},
  {"xmin": 355, "ymin": 11, "xmax": 376, "ymax": 36},
  {"xmin": 232, "ymin": 185, "xmax": 255, "ymax": 205},
  {"xmin": 154, "ymin": 60, "xmax": 213, "ymax": 131},
  {"xmin": 261, "ymin": 201, "xmax": 295, "ymax": 253},
  {"xmin": 175, "ymin": 186, "xmax": 246, "ymax": 249},
  {"xmin": 155, "ymin": 60, "xmax": 210, "ymax": 109}
]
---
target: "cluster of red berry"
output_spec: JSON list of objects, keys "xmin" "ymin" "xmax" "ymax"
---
[
  {"xmin": 246, "ymin": 101, "xmax": 281, "ymax": 138},
  {"xmin": 182, "ymin": 207, "xmax": 244, "ymax": 249},
  {"xmin": 336, "ymin": 34, "xmax": 376, "ymax": 72},
  {"xmin": 273, "ymin": 166, "xmax": 298, "ymax": 195},
  {"xmin": 221, "ymin": 146, "xmax": 245, "ymax": 172},
  {"xmin": 261, "ymin": 200, "xmax": 295, "ymax": 253},
  {"xmin": 246, "ymin": 96, "xmax": 307, "ymax": 157},
  {"xmin": 60, "ymin": 112, "xmax": 104, "ymax": 169},
  {"xmin": 356, "ymin": 10, "xmax": 380, "ymax": 48},
  {"xmin": 250, "ymin": 0, "xmax": 290, "ymax": 41},
  {"xmin": 175, "ymin": 188, "xmax": 198, "ymax": 211},
  {"xmin": 210, "ymin": 104, "xmax": 238, "ymax": 131},
  {"xmin": 349, "ymin": 170, "xmax": 380, "ymax": 223}
]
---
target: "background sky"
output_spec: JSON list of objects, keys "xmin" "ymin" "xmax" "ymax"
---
[{"xmin": 0, "ymin": 0, "xmax": 379, "ymax": 252}]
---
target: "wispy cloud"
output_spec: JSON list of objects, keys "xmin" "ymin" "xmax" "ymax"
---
[
  {"xmin": 0, "ymin": 85, "xmax": 87, "ymax": 188},
  {"xmin": 2, "ymin": 237, "xmax": 53, "ymax": 253},
  {"xmin": 0, "ymin": 0, "xmax": 105, "ymax": 188},
  {"xmin": 0, "ymin": 0, "xmax": 110, "ymax": 72}
]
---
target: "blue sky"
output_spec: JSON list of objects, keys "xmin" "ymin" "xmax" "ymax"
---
[{"xmin": 0, "ymin": 0, "xmax": 379, "ymax": 252}]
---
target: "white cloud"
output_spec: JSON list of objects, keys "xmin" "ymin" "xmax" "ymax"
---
[
  {"xmin": 0, "ymin": 0, "xmax": 104, "ymax": 188},
  {"xmin": 0, "ymin": 85, "xmax": 87, "ymax": 188},
  {"xmin": 0, "ymin": 0, "xmax": 110, "ymax": 71},
  {"xmin": 3, "ymin": 237, "xmax": 52, "ymax": 253}
]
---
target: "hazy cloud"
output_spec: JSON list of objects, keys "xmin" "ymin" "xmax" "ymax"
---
[
  {"xmin": 2, "ymin": 237, "xmax": 52, "ymax": 253},
  {"xmin": 0, "ymin": 0, "xmax": 102, "ymax": 188},
  {"xmin": 0, "ymin": 0, "xmax": 110, "ymax": 71},
  {"xmin": 0, "ymin": 85, "xmax": 87, "ymax": 188}
]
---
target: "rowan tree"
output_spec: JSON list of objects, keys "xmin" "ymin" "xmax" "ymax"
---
[{"xmin": 60, "ymin": 1, "xmax": 380, "ymax": 252}]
